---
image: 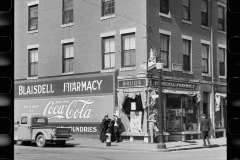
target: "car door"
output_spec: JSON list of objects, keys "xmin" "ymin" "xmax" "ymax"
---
[{"xmin": 16, "ymin": 117, "xmax": 30, "ymax": 140}]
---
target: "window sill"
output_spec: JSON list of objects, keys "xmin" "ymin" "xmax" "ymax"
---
[
  {"xmin": 202, "ymin": 73, "xmax": 211, "ymax": 77},
  {"xmin": 62, "ymin": 71, "xmax": 74, "ymax": 75},
  {"xmin": 101, "ymin": 69, "xmax": 115, "ymax": 73},
  {"xmin": 218, "ymin": 30, "xmax": 226, "ymax": 35},
  {"xmin": 182, "ymin": 19, "xmax": 192, "ymax": 25},
  {"xmin": 120, "ymin": 66, "xmax": 136, "ymax": 71},
  {"xmin": 201, "ymin": 25, "xmax": 210, "ymax": 30},
  {"xmin": 27, "ymin": 76, "xmax": 38, "ymax": 80},
  {"xmin": 163, "ymin": 68, "xmax": 172, "ymax": 72},
  {"xmin": 61, "ymin": 23, "xmax": 74, "ymax": 28},
  {"xmin": 219, "ymin": 75, "xmax": 226, "ymax": 79},
  {"xmin": 101, "ymin": 14, "xmax": 116, "ymax": 20},
  {"xmin": 183, "ymin": 71, "xmax": 193, "ymax": 74},
  {"xmin": 159, "ymin": 12, "xmax": 171, "ymax": 19},
  {"xmin": 28, "ymin": 30, "xmax": 38, "ymax": 34}
]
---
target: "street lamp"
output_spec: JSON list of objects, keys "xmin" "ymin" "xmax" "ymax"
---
[{"xmin": 155, "ymin": 60, "xmax": 167, "ymax": 149}]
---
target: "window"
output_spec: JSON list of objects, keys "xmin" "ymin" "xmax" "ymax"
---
[
  {"xmin": 103, "ymin": 37, "xmax": 115, "ymax": 69},
  {"xmin": 21, "ymin": 117, "xmax": 27, "ymax": 124},
  {"xmin": 218, "ymin": 5, "xmax": 225, "ymax": 31},
  {"xmin": 28, "ymin": 5, "xmax": 38, "ymax": 31},
  {"xmin": 219, "ymin": 48, "xmax": 225, "ymax": 76},
  {"xmin": 63, "ymin": 0, "xmax": 73, "ymax": 24},
  {"xmin": 160, "ymin": 34, "xmax": 170, "ymax": 68},
  {"xmin": 102, "ymin": 0, "xmax": 115, "ymax": 17},
  {"xmin": 160, "ymin": 0, "xmax": 169, "ymax": 15},
  {"xmin": 182, "ymin": 0, "xmax": 190, "ymax": 21},
  {"xmin": 201, "ymin": 0, "xmax": 208, "ymax": 26},
  {"xmin": 202, "ymin": 44, "xmax": 209, "ymax": 73},
  {"xmin": 122, "ymin": 33, "xmax": 136, "ymax": 67},
  {"xmin": 29, "ymin": 49, "xmax": 38, "ymax": 77},
  {"xmin": 183, "ymin": 39, "xmax": 191, "ymax": 71},
  {"xmin": 203, "ymin": 92, "xmax": 208, "ymax": 117},
  {"xmin": 63, "ymin": 43, "xmax": 74, "ymax": 73}
]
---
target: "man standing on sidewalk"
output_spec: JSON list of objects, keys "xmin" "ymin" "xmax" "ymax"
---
[
  {"xmin": 199, "ymin": 114, "xmax": 211, "ymax": 147},
  {"xmin": 112, "ymin": 114, "xmax": 122, "ymax": 143}
]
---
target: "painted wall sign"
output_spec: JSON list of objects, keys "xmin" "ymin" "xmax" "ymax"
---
[
  {"xmin": 118, "ymin": 79, "xmax": 147, "ymax": 88},
  {"xmin": 14, "ymin": 95, "xmax": 113, "ymax": 123},
  {"xmin": 151, "ymin": 80, "xmax": 197, "ymax": 90},
  {"xmin": 15, "ymin": 75, "xmax": 113, "ymax": 98},
  {"xmin": 52, "ymin": 124, "xmax": 100, "ymax": 135}
]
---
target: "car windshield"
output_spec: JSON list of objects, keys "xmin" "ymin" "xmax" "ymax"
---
[{"xmin": 33, "ymin": 118, "xmax": 46, "ymax": 124}]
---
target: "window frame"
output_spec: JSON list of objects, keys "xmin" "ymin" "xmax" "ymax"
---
[
  {"xmin": 159, "ymin": 29, "xmax": 171, "ymax": 70},
  {"xmin": 62, "ymin": 43, "xmax": 74, "ymax": 74},
  {"xmin": 102, "ymin": 36, "xmax": 115, "ymax": 69},
  {"xmin": 218, "ymin": 44, "xmax": 226, "ymax": 78},
  {"xmin": 201, "ymin": 43, "xmax": 210, "ymax": 74},
  {"xmin": 28, "ymin": 48, "xmax": 38, "ymax": 77},
  {"xmin": 121, "ymin": 33, "xmax": 136, "ymax": 68},
  {"xmin": 201, "ymin": 0, "xmax": 209, "ymax": 26},
  {"xmin": 218, "ymin": 4, "xmax": 226, "ymax": 32},
  {"xmin": 182, "ymin": 0, "xmax": 190, "ymax": 21},
  {"xmin": 102, "ymin": 0, "xmax": 115, "ymax": 17},
  {"xmin": 182, "ymin": 35, "xmax": 192, "ymax": 72},
  {"xmin": 62, "ymin": 0, "xmax": 74, "ymax": 25},
  {"xmin": 160, "ymin": 0, "xmax": 169, "ymax": 15},
  {"xmin": 28, "ymin": 5, "xmax": 38, "ymax": 31}
]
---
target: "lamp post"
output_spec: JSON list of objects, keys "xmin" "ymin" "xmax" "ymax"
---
[{"xmin": 155, "ymin": 60, "xmax": 166, "ymax": 149}]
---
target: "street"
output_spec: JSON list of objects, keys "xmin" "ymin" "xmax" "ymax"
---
[{"xmin": 14, "ymin": 143, "xmax": 226, "ymax": 160}]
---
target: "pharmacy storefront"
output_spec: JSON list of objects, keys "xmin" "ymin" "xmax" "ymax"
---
[{"xmin": 14, "ymin": 73, "xmax": 116, "ymax": 138}]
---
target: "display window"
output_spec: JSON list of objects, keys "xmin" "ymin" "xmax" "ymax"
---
[{"xmin": 215, "ymin": 97, "xmax": 226, "ymax": 128}]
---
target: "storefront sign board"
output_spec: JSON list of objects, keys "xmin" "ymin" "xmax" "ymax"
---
[
  {"xmin": 118, "ymin": 79, "xmax": 147, "ymax": 88},
  {"xmin": 151, "ymin": 80, "xmax": 197, "ymax": 90}
]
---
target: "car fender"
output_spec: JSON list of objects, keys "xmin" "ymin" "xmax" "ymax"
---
[{"xmin": 32, "ymin": 129, "xmax": 55, "ymax": 140}]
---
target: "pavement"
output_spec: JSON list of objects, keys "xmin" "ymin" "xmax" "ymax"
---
[{"xmin": 68, "ymin": 137, "xmax": 226, "ymax": 152}]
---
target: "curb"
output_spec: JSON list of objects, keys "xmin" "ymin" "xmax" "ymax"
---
[{"xmin": 74, "ymin": 144, "xmax": 226, "ymax": 152}]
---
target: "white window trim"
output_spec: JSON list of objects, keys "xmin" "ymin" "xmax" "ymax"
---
[
  {"xmin": 182, "ymin": 35, "xmax": 193, "ymax": 72},
  {"xmin": 120, "ymin": 67, "xmax": 136, "ymax": 72},
  {"xmin": 27, "ymin": 0, "xmax": 39, "ymax": 6},
  {"xmin": 201, "ymin": 39, "xmax": 211, "ymax": 75},
  {"xmin": 27, "ymin": 44, "xmax": 39, "ymax": 49},
  {"xmin": 28, "ymin": 30, "xmax": 39, "ymax": 34},
  {"xmin": 61, "ymin": 23, "xmax": 74, "ymax": 28},
  {"xmin": 61, "ymin": 38, "xmax": 75, "ymax": 44},
  {"xmin": 120, "ymin": 28, "xmax": 136, "ymax": 35},
  {"xmin": 159, "ymin": 29, "xmax": 171, "ymax": 70},
  {"xmin": 101, "ymin": 14, "xmax": 116, "ymax": 20},
  {"xmin": 101, "ymin": 69, "xmax": 116, "ymax": 73},
  {"xmin": 201, "ymin": 25, "xmax": 210, "ymax": 30},
  {"xmin": 62, "ymin": 71, "xmax": 74, "ymax": 75},
  {"xmin": 218, "ymin": 30, "xmax": 226, "ymax": 35},
  {"xmin": 217, "ymin": 2, "xmax": 226, "ymax": 8},
  {"xmin": 159, "ymin": 12, "xmax": 171, "ymax": 19},
  {"xmin": 100, "ymin": 31, "xmax": 116, "ymax": 37},
  {"xmin": 182, "ymin": 19, "xmax": 192, "ymax": 25},
  {"xmin": 218, "ymin": 44, "xmax": 227, "ymax": 79},
  {"xmin": 27, "ymin": 76, "xmax": 38, "ymax": 80}
]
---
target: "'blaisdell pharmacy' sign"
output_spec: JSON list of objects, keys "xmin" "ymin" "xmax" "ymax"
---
[{"xmin": 15, "ymin": 75, "xmax": 113, "ymax": 98}]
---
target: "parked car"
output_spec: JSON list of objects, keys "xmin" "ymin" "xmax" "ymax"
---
[{"xmin": 14, "ymin": 115, "xmax": 74, "ymax": 147}]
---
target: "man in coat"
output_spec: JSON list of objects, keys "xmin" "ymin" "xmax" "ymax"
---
[
  {"xmin": 112, "ymin": 113, "xmax": 122, "ymax": 143},
  {"xmin": 199, "ymin": 114, "xmax": 211, "ymax": 147}
]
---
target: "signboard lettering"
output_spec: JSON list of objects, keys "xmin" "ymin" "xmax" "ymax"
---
[
  {"xmin": 118, "ymin": 79, "xmax": 146, "ymax": 88},
  {"xmin": 152, "ymin": 80, "xmax": 197, "ymax": 90}
]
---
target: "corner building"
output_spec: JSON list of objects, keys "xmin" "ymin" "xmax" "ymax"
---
[{"xmin": 15, "ymin": 0, "xmax": 226, "ymax": 141}]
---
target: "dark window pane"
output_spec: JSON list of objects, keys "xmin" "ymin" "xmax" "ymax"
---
[
  {"xmin": 102, "ymin": 0, "xmax": 115, "ymax": 16},
  {"xmin": 160, "ymin": 0, "xmax": 169, "ymax": 14}
]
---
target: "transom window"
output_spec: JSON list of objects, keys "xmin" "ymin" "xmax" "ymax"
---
[
  {"xmin": 63, "ymin": 0, "xmax": 73, "ymax": 24},
  {"xmin": 29, "ymin": 5, "xmax": 38, "ymax": 31},
  {"xmin": 63, "ymin": 43, "xmax": 74, "ymax": 73},
  {"xmin": 29, "ymin": 49, "xmax": 38, "ymax": 77},
  {"xmin": 102, "ymin": 0, "xmax": 115, "ymax": 17},
  {"xmin": 201, "ymin": 0, "xmax": 208, "ymax": 26},
  {"xmin": 103, "ymin": 37, "xmax": 115, "ymax": 69},
  {"xmin": 183, "ymin": 39, "xmax": 191, "ymax": 71},
  {"xmin": 160, "ymin": 34, "xmax": 170, "ymax": 68},
  {"xmin": 219, "ymin": 48, "xmax": 225, "ymax": 76},
  {"xmin": 202, "ymin": 44, "xmax": 209, "ymax": 73},
  {"xmin": 182, "ymin": 0, "xmax": 190, "ymax": 21},
  {"xmin": 160, "ymin": 0, "xmax": 169, "ymax": 15},
  {"xmin": 122, "ymin": 33, "xmax": 136, "ymax": 67}
]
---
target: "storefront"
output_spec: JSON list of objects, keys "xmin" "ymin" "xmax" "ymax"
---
[
  {"xmin": 117, "ymin": 76, "xmax": 201, "ymax": 142},
  {"xmin": 214, "ymin": 84, "xmax": 227, "ymax": 138},
  {"xmin": 14, "ymin": 73, "xmax": 116, "ymax": 138}
]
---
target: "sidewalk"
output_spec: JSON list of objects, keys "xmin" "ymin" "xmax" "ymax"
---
[{"xmin": 68, "ymin": 137, "xmax": 226, "ymax": 152}]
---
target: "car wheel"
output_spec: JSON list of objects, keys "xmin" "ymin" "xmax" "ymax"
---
[
  {"xmin": 56, "ymin": 140, "xmax": 66, "ymax": 147},
  {"xmin": 36, "ymin": 134, "xmax": 46, "ymax": 147}
]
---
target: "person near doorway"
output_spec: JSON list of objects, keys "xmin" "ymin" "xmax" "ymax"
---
[
  {"xmin": 100, "ymin": 114, "xmax": 111, "ymax": 143},
  {"xmin": 199, "ymin": 114, "xmax": 211, "ymax": 147},
  {"xmin": 148, "ymin": 110, "xmax": 159, "ymax": 144},
  {"xmin": 112, "ymin": 114, "xmax": 122, "ymax": 143}
]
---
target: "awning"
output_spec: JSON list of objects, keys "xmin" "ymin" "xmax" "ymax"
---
[{"xmin": 162, "ymin": 89, "xmax": 201, "ymax": 102}]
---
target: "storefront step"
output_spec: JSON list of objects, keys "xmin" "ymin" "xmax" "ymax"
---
[
  {"xmin": 168, "ymin": 131, "xmax": 201, "ymax": 141},
  {"xmin": 121, "ymin": 132, "xmax": 169, "ymax": 143}
]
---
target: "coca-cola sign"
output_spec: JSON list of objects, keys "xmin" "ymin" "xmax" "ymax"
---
[{"xmin": 14, "ymin": 95, "xmax": 113, "ymax": 123}]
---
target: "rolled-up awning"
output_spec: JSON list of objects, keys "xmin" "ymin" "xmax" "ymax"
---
[{"xmin": 162, "ymin": 89, "xmax": 201, "ymax": 102}]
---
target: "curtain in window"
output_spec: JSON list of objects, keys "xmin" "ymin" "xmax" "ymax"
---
[
  {"xmin": 103, "ymin": 37, "xmax": 115, "ymax": 68},
  {"xmin": 63, "ymin": 44, "xmax": 74, "ymax": 72},
  {"xmin": 29, "ymin": 6, "xmax": 38, "ymax": 30},
  {"xmin": 63, "ymin": 0, "xmax": 73, "ymax": 24},
  {"xmin": 30, "ymin": 50, "xmax": 38, "ymax": 76},
  {"xmin": 160, "ymin": 34, "xmax": 169, "ymax": 67},
  {"xmin": 123, "ymin": 34, "xmax": 135, "ymax": 66}
]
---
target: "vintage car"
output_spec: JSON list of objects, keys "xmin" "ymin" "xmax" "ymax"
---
[{"xmin": 14, "ymin": 115, "xmax": 74, "ymax": 147}]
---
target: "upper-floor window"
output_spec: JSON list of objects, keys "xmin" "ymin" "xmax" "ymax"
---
[
  {"xmin": 219, "ymin": 48, "xmax": 226, "ymax": 76},
  {"xmin": 103, "ymin": 37, "xmax": 115, "ymax": 69},
  {"xmin": 29, "ymin": 49, "xmax": 38, "ymax": 77},
  {"xmin": 218, "ymin": 5, "xmax": 225, "ymax": 31},
  {"xmin": 183, "ymin": 39, "xmax": 191, "ymax": 71},
  {"xmin": 102, "ymin": 0, "xmax": 115, "ymax": 17},
  {"xmin": 63, "ymin": 43, "xmax": 74, "ymax": 73},
  {"xmin": 182, "ymin": 0, "xmax": 190, "ymax": 21},
  {"xmin": 29, "ymin": 5, "xmax": 38, "ymax": 31},
  {"xmin": 160, "ymin": 34, "xmax": 170, "ymax": 68},
  {"xmin": 201, "ymin": 0, "xmax": 208, "ymax": 26},
  {"xmin": 202, "ymin": 44, "xmax": 209, "ymax": 73},
  {"xmin": 122, "ymin": 33, "xmax": 136, "ymax": 67},
  {"xmin": 160, "ymin": 0, "xmax": 169, "ymax": 15},
  {"xmin": 63, "ymin": 0, "xmax": 73, "ymax": 24}
]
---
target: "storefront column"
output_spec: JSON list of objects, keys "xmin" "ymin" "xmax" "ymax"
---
[
  {"xmin": 209, "ymin": 91, "xmax": 215, "ymax": 138},
  {"xmin": 142, "ymin": 109, "xmax": 147, "ymax": 132}
]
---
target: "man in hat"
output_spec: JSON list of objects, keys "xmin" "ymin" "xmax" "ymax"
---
[
  {"xmin": 148, "ymin": 110, "xmax": 159, "ymax": 144},
  {"xmin": 199, "ymin": 114, "xmax": 211, "ymax": 147},
  {"xmin": 112, "ymin": 113, "xmax": 122, "ymax": 142}
]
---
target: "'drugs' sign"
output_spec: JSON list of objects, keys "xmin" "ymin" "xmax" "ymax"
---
[{"xmin": 14, "ymin": 95, "xmax": 113, "ymax": 123}]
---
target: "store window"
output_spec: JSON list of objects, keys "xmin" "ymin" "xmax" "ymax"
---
[{"xmin": 215, "ymin": 97, "xmax": 226, "ymax": 128}]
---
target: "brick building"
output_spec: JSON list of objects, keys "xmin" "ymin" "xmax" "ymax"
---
[{"xmin": 14, "ymin": 0, "xmax": 226, "ymax": 141}]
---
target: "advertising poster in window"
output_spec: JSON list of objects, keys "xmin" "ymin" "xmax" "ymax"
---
[{"xmin": 129, "ymin": 111, "xmax": 142, "ymax": 132}]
